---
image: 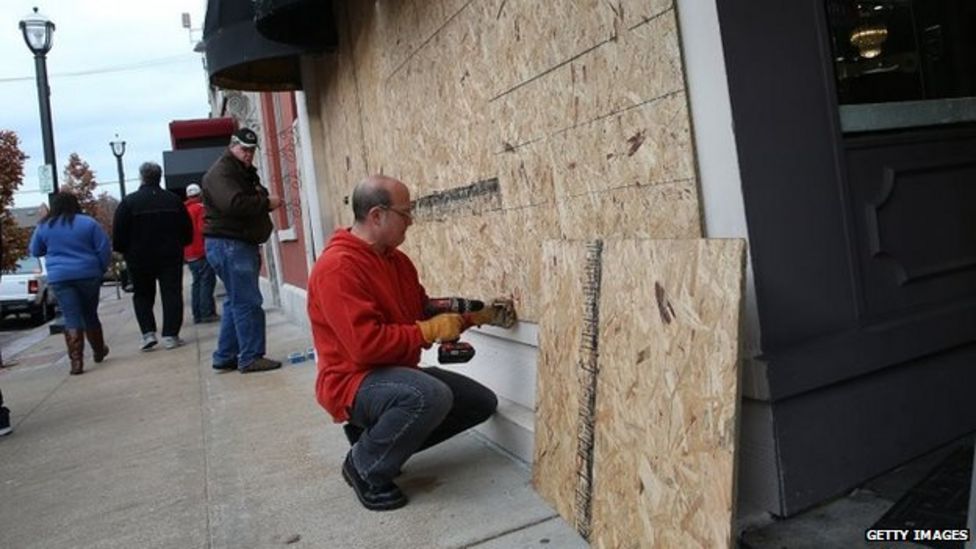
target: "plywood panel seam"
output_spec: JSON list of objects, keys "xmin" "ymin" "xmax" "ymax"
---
[
  {"xmin": 497, "ymin": 88, "xmax": 685, "ymax": 154},
  {"xmin": 573, "ymin": 240, "xmax": 604, "ymax": 541},
  {"xmin": 338, "ymin": 0, "xmax": 371, "ymax": 175},
  {"xmin": 407, "ymin": 174, "xmax": 695, "ymax": 223},
  {"xmin": 490, "ymin": 37, "xmax": 614, "ymax": 103},
  {"xmin": 627, "ymin": 3, "xmax": 674, "ymax": 32},
  {"xmin": 386, "ymin": 0, "xmax": 478, "ymax": 81},
  {"xmin": 489, "ymin": 5, "xmax": 675, "ymax": 103}
]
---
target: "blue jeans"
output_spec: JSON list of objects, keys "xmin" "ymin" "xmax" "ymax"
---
[
  {"xmin": 49, "ymin": 278, "xmax": 102, "ymax": 330},
  {"xmin": 205, "ymin": 238, "xmax": 265, "ymax": 368},
  {"xmin": 187, "ymin": 258, "xmax": 217, "ymax": 322},
  {"xmin": 348, "ymin": 367, "xmax": 497, "ymax": 486}
]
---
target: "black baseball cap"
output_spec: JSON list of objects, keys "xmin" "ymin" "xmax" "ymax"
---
[{"xmin": 232, "ymin": 128, "xmax": 259, "ymax": 148}]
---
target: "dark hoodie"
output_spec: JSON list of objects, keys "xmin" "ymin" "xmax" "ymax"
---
[
  {"xmin": 307, "ymin": 228, "xmax": 429, "ymax": 422},
  {"xmin": 113, "ymin": 185, "xmax": 193, "ymax": 267}
]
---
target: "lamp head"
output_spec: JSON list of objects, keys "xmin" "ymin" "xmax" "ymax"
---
[
  {"xmin": 19, "ymin": 7, "xmax": 55, "ymax": 56},
  {"xmin": 110, "ymin": 135, "xmax": 126, "ymax": 157}
]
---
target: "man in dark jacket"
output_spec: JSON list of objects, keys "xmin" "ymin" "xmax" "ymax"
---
[
  {"xmin": 113, "ymin": 162, "xmax": 193, "ymax": 351},
  {"xmin": 201, "ymin": 128, "xmax": 283, "ymax": 373}
]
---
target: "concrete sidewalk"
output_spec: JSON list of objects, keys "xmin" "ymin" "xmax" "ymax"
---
[{"xmin": 0, "ymin": 287, "xmax": 586, "ymax": 549}]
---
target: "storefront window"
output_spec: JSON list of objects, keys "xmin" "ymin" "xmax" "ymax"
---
[{"xmin": 826, "ymin": 0, "xmax": 976, "ymax": 132}]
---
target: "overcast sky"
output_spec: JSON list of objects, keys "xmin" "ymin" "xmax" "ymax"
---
[{"xmin": 1, "ymin": 1, "xmax": 210, "ymax": 208}]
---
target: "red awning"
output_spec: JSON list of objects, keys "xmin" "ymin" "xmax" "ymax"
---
[{"xmin": 169, "ymin": 118, "xmax": 236, "ymax": 149}]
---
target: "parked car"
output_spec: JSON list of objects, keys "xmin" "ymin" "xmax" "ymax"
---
[{"xmin": 0, "ymin": 255, "xmax": 58, "ymax": 322}]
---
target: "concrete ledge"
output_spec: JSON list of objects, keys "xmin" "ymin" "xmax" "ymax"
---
[
  {"xmin": 474, "ymin": 395, "xmax": 535, "ymax": 464},
  {"xmin": 423, "ymin": 324, "xmax": 539, "ymax": 463},
  {"xmin": 277, "ymin": 284, "xmax": 310, "ymax": 331}
]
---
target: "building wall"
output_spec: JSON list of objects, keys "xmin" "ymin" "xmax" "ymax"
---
[
  {"xmin": 303, "ymin": 0, "xmax": 706, "ymax": 460},
  {"xmin": 260, "ymin": 92, "xmax": 310, "ymax": 291}
]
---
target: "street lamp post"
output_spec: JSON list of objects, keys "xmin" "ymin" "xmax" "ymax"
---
[
  {"xmin": 20, "ymin": 7, "xmax": 63, "ymax": 335},
  {"xmin": 19, "ymin": 7, "xmax": 58, "ymax": 203},
  {"xmin": 110, "ymin": 135, "xmax": 126, "ymax": 197}
]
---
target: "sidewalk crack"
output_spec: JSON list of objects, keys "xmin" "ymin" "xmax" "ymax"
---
[{"xmin": 459, "ymin": 515, "xmax": 561, "ymax": 548}]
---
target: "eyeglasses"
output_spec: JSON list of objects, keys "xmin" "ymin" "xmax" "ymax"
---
[{"xmin": 380, "ymin": 205, "xmax": 413, "ymax": 222}]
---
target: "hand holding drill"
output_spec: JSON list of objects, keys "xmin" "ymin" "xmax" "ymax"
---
[{"xmin": 421, "ymin": 297, "xmax": 517, "ymax": 363}]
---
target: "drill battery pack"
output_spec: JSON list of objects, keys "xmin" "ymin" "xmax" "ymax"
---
[{"xmin": 438, "ymin": 341, "xmax": 476, "ymax": 364}]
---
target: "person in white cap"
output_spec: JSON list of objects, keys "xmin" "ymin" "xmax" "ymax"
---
[{"xmin": 183, "ymin": 183, "xmax": 218, "ymax": 324}]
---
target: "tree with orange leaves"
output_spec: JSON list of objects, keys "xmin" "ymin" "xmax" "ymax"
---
[
  {"xmin": 0, "ymin": 130, "xmax": 30, "ymax": 272},
  {"xmin": 61, "ymin": 153, "xmax": 100, "ymax": 219}
]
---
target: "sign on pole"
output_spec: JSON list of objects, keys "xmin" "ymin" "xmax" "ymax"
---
[{"xmin": 38, "ymin": 164, "xmax": 54, "ymax": 194}]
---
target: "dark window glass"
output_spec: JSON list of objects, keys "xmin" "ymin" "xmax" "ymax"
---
[{"xmin": 826, "ymin": 0, "xmax": 976, "ymax": 131}]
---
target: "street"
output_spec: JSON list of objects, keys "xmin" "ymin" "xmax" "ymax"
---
[{"xmin": 0, "ymin": 313, "xmax": 59, "ymax": 367}]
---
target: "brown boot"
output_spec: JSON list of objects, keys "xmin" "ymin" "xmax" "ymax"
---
[
  {"xmin": 64, "ymin": 329, "xmax": 86, "ymax": 375},
  {"xmin": 85, "ymin": 327, "xmax": 109, "ymax": 363}
]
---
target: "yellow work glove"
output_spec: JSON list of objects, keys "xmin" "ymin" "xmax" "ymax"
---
[
  {"xmin": 465, "ymin": 307, "xmax": 496, "ymax": 327},
  {"xmin": 417, "ymin": 313, "xmax": 464, "ymax": 344}
]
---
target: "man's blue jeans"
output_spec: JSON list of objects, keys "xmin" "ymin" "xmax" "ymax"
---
[
  {"xmin": 205, "ymin": 238, "xmax": 265, "ymax": 368},
  {"xmin": 49, "ymin": 277, "xmax": 103, "ymax": 330},
  {"xmin": 347, "ymin": 366, "xmax": 497, "ymax": 487},
  {"xmin": 187, "ymin": 258, "xmax": 217, "ymax": 322}
]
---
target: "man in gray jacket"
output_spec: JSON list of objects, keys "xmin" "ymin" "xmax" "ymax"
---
[{"xmin": 201, "ymin": 128, "xmax": 283, "ymax": 373}]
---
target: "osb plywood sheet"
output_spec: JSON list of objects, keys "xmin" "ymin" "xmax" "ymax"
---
[
  {"xmin": 311, "ymin": 0, "xmax": 702, "ymax": 323},
  {"xmin": 490, "ymin": 7, "xmax": 684, "ymax": 149},
  {"xmin": 496, "ymin": 91, "xmax": 698, "ymax": 211},
  {"xmin": 555, "ymin": 182, "xmax": 700, "ymax": 241},
  {"xmin": 490, "ymin": 0, "xmax": 673, "ymax": 88},
  {"xmin": 591, "ymin": 238, "xmax": 744, "ymax": 548},
  {"xmin": 533, "ymin": 241, "xmax": 590, "ymax": 523},
  {"xmin": 533, "ymin": 239, "xmax": 745, "ymax": 548},
  {"xmin": 403, "ymin": 206, "xmax": 552, "ymax": 316},
  {"xmin": 313, "ymin": 48, "xmax": 366, "ymax": 229},
  {"xmin": 374, "ymin": 1, "xmax": 498, "ymax": 193},
  {"xmin": 374, "ymin": 0, "xmax": 476, "ymax": 80}
]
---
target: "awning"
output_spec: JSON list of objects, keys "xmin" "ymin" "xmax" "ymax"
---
[
  {"xmin": 254, "ymin": 0, "xmax": 339, "ymax": 51},
  {"xmin": 162, "ymin": 147, "xmax": 226, "ymax": 192},
  {"xmin": 169, "ymin": 118, "xmax": 236, "ymax": 150},
  {"xmin": 202, "ymin": 0, "xmax": 305, "ymax": 91}
]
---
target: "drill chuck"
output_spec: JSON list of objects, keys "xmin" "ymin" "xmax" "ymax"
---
[{"xmin": 425, "ymin": 297, "xmax": 484, "ymax": 316}]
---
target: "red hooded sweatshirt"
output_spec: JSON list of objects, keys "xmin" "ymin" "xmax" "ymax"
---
[
  {"xmin": 183, "ymin": 197, "xmax": 206, "ymax": 262},
  {"xmin": 308, "ymin": 228, "xmax": 430, "ymax": 422}
]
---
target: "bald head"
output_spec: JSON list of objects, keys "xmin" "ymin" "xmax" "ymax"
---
[
  {"xmin": 352, "ymin": 175, "xmax": 405, "ymax": 222},
  {"xmin": 349, "ymin": 174, "xmax": 413, "ymax": 252}
]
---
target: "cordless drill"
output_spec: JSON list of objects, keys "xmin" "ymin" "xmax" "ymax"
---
[{"xmin": 424, "ymin": 298, "xmax": 484, "ymax": 364}]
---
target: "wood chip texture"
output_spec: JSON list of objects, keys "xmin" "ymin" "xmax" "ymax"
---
[
  {"xmin": 304, "ymin": 0, "xmax": 702, "ymax": 321},
  {"xmin": 535, "ymin": 238, "xmax": 746, "ymax": 548}
]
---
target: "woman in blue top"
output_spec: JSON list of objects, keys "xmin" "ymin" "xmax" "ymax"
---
[{"xmin": 30, "ymin": 193, "xmax": 112, "ymax": 375}]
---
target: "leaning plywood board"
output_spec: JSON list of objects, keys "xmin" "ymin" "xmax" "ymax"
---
[
  {"xmin": 534, "ymin": 241, "xmax": 592, "ymax": 523},
  {"xmin": 534, "ymin": 238, "xmax": 745, "ymax": 548}
]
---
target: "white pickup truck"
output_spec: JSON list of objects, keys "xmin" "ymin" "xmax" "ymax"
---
[{"xmin": 0, "ymin": 255, "xmax": 58, "ymax": 322}]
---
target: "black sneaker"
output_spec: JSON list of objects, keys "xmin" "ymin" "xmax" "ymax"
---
[
  {"xmin": 239, "ymin": 357, "xmax": 282, "ymax": 373},
  {"xmin": 341, "ymin": 452, "xmax": 407, "ymax": 511},
  {"xmin": 0, "ymin": 408, "xmax": 12, "ymax": 437},
  {"xmin": 212, "ymin": 360, "xmax": 237, "ymax": 372}
]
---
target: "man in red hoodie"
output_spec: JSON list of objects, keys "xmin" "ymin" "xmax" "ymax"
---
[
  {"xmin": 183, "ymin": 184, "xmax": 218, "ymax": 324},
  {"xmin": 307, "ymin": 175, "xmax": 498, "ymax": 511}
]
